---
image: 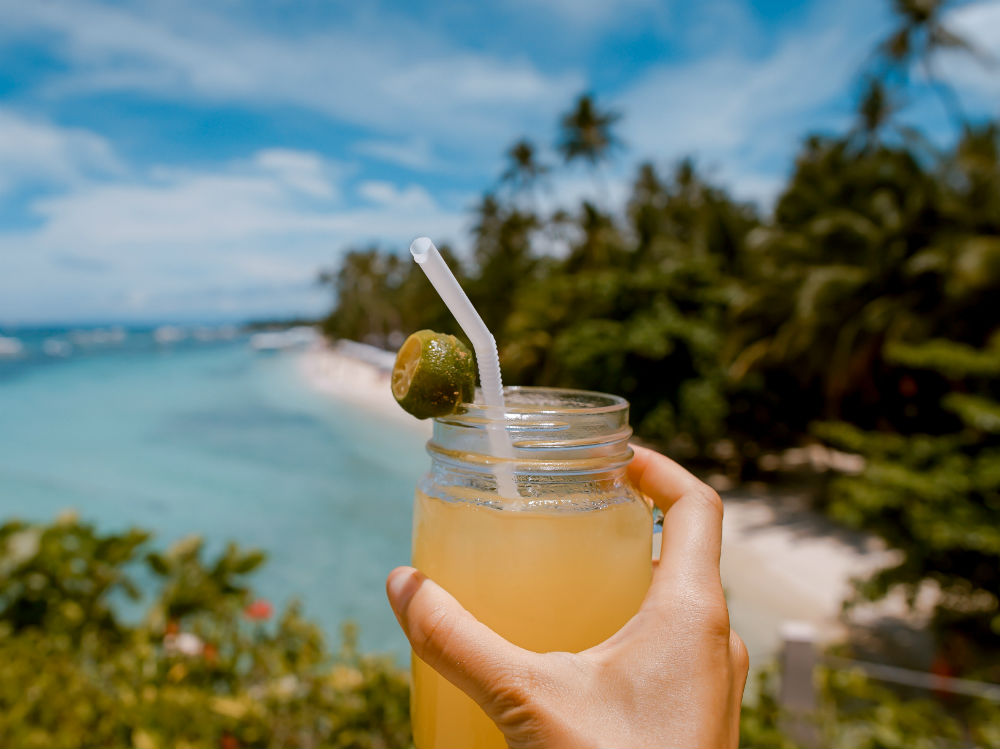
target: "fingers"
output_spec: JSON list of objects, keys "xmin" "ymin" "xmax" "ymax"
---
[
  {"xmin": 628, "ymin": 444, "xmax": 707, "ymax": 511},
  {"xmin": 386, "ymin": 566, "xmax": 533, "ymax": 710},
  {"xmin": 729, "ymin": 630, "xmax": 750, "ymax": 693},
  {"xmin": 628, "ymin": 445, "xmax": 724, "ymax": 585},
  {"xmin": 728, "ymin": 631, "xmax": 750, "ymax": 745}
]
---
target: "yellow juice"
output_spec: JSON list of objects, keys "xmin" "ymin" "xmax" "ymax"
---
[{"xmin": 411, "ymin": 488, "xmax": 653, "ymax": 749}]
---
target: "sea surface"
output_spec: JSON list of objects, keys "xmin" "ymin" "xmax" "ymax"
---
[{"xmin": 0, "ymin": 326, "xmax": 423, "ymax": 660}]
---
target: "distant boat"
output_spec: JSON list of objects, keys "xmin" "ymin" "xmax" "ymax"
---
[
  {"xmin": 190, "ymin": 324, "xmax": 241, "ymax": 343},
  {"xmin": 249, "ymin": 326, "xmax": 319, "ymax": 352},
  {"xmin": 153, "ymin": 325, "xmax": 186, "ymax": 345},
  {"xmin": 192, "ymin": 326, "xmax": 218, "ymax": 342},
  {"xmin": 69, "ymin": 327, "xmax": 127, "ymax": 346},
  {"xmin": 0, "ymin": 335, "xmax": 24, "ymax": 358},
  {"xmin": 42, "ymin": 338, "xmax": 72, "ymax": 357}
]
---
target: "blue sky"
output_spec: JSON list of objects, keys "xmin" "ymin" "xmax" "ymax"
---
[{"xmin": 0, "ymin": 0, "xmax": 997, "ymax": 324}]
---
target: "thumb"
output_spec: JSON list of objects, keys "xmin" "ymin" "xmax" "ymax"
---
[{"xmin": 386, "ymin": 566, "xmax": 532, "ymax": 711}]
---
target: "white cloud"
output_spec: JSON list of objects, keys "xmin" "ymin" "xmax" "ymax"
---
[
  {"xmin": 619, "ymin": 28, "xmax": 857, "ymax": 155},
  {"xmin": 721, "ymin": 171, "xmax": 787, "ymax": 208},
  {"xmin": 0, "ymin": 109, "xmax": 124, "ymax": 194},
  {"xmin": 253, "ymin": 149, "xmax": 339, "ymax": 199},
  {"xmin": 526, "ymin": 170, "xmax": 629, "ymax": 215},
  {"xmin": 383, "ymin": 56, "xmax": 564, "ymax": 105},
  {"xmin": 354, "ymin": 136, "xmax": 436, "ymax": 170},
  {"xmin": 3, "ymin": 0, "xmax": 995, "ymax": 324},
  {"xmin": 508, "ymin": 0, "xmax": 663, "ymax": 30},
  {"xmin": 672, "ymin": 0, "xmax": 761, "ymax": 55},
  {"xmin": 936, "ymin": 0, "xmax": 1000, "ymax": 106},
  {"xmin": 5, "ymin": 0, "xmax": 583, "ymax": 154},
  {"xmin": 0, "ymin": 128, "xmax": 467, "ymax": 322},
  {"xmin": 614, "ymin": 0, "xmax": 877, "ymax": 208},
  {"xmin": 357, "ymin": 181, "xmax": 436, "ymax": 211}
]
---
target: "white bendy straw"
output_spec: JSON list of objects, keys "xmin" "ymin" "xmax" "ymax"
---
[{"xmin": 409, "ymin": 237, "xmax": 519, "ymax": 499}]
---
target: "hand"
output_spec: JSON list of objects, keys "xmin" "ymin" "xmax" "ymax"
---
[{"xmin": 386, "ymin": 445, "xmax": 749, "ymax": 749}]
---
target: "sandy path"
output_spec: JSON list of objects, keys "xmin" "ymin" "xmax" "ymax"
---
[{"xmin": 720, "ymin": 492, "xmax": 896, "ymax": 669}]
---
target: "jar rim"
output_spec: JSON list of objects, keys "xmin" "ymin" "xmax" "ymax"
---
[
  {"xmin": 429, "ymin": 386, "xmax": 632, "ymax": 473},
  {"xmin": 437, "ymin": 386, "xmax": 628, "ymax": 424}
]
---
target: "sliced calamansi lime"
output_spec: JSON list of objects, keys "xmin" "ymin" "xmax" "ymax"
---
[{"xmin": 391, "ymin": 330, "xmax": 476, "ymax": 419}]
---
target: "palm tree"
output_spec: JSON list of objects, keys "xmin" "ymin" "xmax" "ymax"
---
[
  {"xmin": 557, "ymin": 94, "xmax": 622, "ymax": 207},
  {"xmin": 500, "ymin": 139, "xmax": 549, "ymax": 196},
  {"xmin": 728, "ymin": 135, "xmax": 941, "ymax": 422},
  {"xmin": 627, "ymin": 162, "xmax": 667, "ymax": 257},
  {"xmin": 556, "ymin": 94, "xmax": 622, "ymax": 168},
  {"xmin": 880, "ymin": 0, "xmax": 971, "ymax": 70},
  {"xmin": 565, "ymin": 201, "xmax": 623, "ymax": 273},
  {"xmin": 876, "ymin": 0, "xmax": 982, "ymax": 125},
  {"xmin": 320, "ymin": 248, "xmax": 402, "ymax": 346},
  {"xmin": 945, "ymin": 123, "xmax": 1000, "ymax": 228},
  {"xmin": 468, "ymin": 194, "xmax": 538, "ymax": 333},
  {"xmin": 857, "ymin": 78, "xmax": 894, "ymax": 143}
]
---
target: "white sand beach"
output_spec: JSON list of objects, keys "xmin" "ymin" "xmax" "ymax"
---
[
  {"xmin": 298, "ymin": 339, "xmax": 897, "ymax": 670},
  {"xmin": 720, "ymin": 491, "xmax": 897, "ymax": 664},
  {"xmin": 297, "ymin": 340, "xmax": 432, "ymax": 437}
]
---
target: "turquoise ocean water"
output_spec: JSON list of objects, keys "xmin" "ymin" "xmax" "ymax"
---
[{"xmin": 0, "ymin": 327, "xmax": 423, "ymax": 660}]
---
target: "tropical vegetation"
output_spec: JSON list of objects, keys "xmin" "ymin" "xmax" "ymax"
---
[
  {"xmin": 0, "ymin": 514, "xmax": 410, "ymax": 749},
  {"xmin": 320, "ymin": 0, "xmax": 1000, "ymax": 744},
  {"xmin": 4, "ymin": 0, "xmax": 997, "ymax": 747}
]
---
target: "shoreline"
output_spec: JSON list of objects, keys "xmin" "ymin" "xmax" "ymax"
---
[{"xmin": 296, "ymin": 339, "xmax": 432, "ymax": 437}]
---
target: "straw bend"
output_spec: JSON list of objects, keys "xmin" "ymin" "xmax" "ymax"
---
[
  {"xmin": 408, "ymin": 237, "xmax": 505, "ymax": 409},
  {"xmin": 408, "ymin": 236, "xmax": 518, "ymax": 499}
]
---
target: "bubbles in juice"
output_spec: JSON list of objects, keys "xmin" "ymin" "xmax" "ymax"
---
[{"xmin": 411, "ymin": 489, "xmax": 652, "ymax": 749}]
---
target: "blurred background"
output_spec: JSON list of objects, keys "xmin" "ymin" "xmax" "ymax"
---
[{"xmin": 1, "ymin": 0, "xmax": 998, "ymax": 747}]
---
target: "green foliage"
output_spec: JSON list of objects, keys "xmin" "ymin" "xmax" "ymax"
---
[
  {"xmin": 944, "ymin": 392, "xmax": 1000, "ymax": 433},
  {"xmin": 319, "ymin": 88, "xmax": 1000, "ymax": 673},
  {"xmin": 730, "ymin": 127, "xmax": 1000, "ymax": 439},
  {"xmin": 319, "ymin": 120, "xmax": 1000, "ymax": 455},
  {"xmin": 886, "ymin": 338, "xmax": 1000, "ymax": 379},
  {"xmin": 319, "ymin": 245, "xmax": 468, "ymax": 350},
  {"xmin": 738, "ymin": 667, "xmax": 796, "ymax": 749},
  {"xmin": 816, "ymin": 330, "xmax": 1000, "ymax": 665},
  {"xmin": 0, "ymin": 512, "xmax": 148, "ymax": 639},
  {"xmin": 816, "ymin": 666, "xmax": 967, "ymax": 749},
  {"xmin": 0, "ymin": 516, "xmax": 411, "ymax": 749},
  {"xmin": 317, "ymin": 20, "xmax": 1000, "ymax": 723},
  {"xmin": 740, "ymin": 663, "xmax": 1000, "ymax": 749},
  {"xmin": 321, "ymin": 156, "xmax": 754, "ymax": 452},
  {"xmin": 145, "ymin": 537, "xmax": 266, "ymax": 627},
  {"xmin": 502, "ymin": 250, "xmax": 732, "ymax": 449}
]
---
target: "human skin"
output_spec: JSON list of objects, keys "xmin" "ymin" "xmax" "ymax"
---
[{"xmin": 386, "ymin": 444, "xmax": 749, "ymax": 749}]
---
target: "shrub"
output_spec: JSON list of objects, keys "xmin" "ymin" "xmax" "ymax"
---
[{"xmin": 0, "ymin": 514, "xmax": 411, "ymax": 749}]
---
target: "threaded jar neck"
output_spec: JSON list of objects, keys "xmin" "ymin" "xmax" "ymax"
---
[{"xmin": 428, "ymin": 386, "xmax": 633, "ymax": 476}]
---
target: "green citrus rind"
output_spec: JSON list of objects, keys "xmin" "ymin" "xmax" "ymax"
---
[{"xmin": 391, "ymin": 330, "xmax": 476, "ymax": 419}]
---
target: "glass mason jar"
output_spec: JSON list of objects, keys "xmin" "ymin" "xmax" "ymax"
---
[{"xmin": 410, "ymin": 387, "xmax": 653, "ymax": 749}]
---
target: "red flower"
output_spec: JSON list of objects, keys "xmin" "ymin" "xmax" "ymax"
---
[
  {"xmin": 220, "ymin": 732, "xmax": 239, "ymax": 749},
  {"xmin": 243, "ymin": 599, "xmax": 273, "ymax": 621},
  {"xmin": 930, "ymin": 653, "xmax": 956, "ymax": 701},
  {"xmin": 203, "ymin": 642, "xmax": 219, "ymax": 664},
  {"xmin": 165, "ymin": 619, "xmax": 180, "ymax": 636}
]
